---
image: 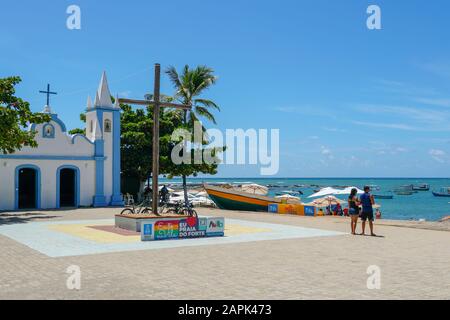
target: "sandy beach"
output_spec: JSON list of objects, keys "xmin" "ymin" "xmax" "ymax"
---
[{"xmin": 0, "ymin": 207, "xmax": 449, "ymax": 300}]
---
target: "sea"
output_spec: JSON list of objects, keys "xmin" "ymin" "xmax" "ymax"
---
[{"xmin": 160, "ymin": 177, "xmax": 450, "ymax": 222}]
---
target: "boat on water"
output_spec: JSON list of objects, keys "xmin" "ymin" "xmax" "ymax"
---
[
  {"xmin": 373, "ymin": 194, "xmax": 394, "ymax": 199},
  {"xmin": 393, "ymin": 185, "xmax": 415, "ymax": 196},
  {"xmin": 204, "ymin": 184, "xmax": 282, "ymax": 212},
  {"xmin": 432, "ymin": 187, "xmax": 450, "ymax": 197},
  {"xmin": 412, "ymin": 183, "xmax": 430, "ymax": 191},
  {"xmin": 394, "ymin": 190, "xmax": 414, "ymax": 196}
]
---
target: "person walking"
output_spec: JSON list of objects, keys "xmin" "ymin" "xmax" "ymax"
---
[
  {"xmin": 348, "ymin": 188, "xmax": 360, "ymax": 235},
  {"xmin": 360, "ymin": 186, "xmax": 376, "ymax": 236}
]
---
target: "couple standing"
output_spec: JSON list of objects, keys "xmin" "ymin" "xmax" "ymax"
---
[{"xmin": 348, "ymin": 186, "xmax": 376, "ymax": 236}]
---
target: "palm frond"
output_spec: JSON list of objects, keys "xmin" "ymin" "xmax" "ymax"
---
[
  {"xmin": 194, "ymin": 106, "xmax": 217, "ymax": 124},
  {"xmin": 195, "ymin": 98, "xmax": 220, "ymax": 111}
]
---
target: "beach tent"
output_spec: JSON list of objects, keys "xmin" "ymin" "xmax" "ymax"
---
[
  {"xmin": 240, "ymin": 184, "xmax": 269, "ymax": 195},
  {"xmin": 334, "ymin": 187, "xmax": 364, "ymax": 195},
  {"xmin": 308, "ymin": 187, "xmax": 340, "ymax": 198}
]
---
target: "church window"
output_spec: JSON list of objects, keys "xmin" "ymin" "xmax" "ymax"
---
[
  {"xmin": 90, "ymin": 120, "xmax": 93, "ymax": 133},
  {"xmin": 104, "ymin": 119, "xmax": 112, "ymax": 133},
  {"xmin": 42, "ymin": 124, "xmax": 55, "ymax": 138}
]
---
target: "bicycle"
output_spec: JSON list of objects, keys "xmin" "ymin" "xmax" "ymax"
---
[
  {"xmin": 120, "ymin": 195, "xmax": 152, "ymax": 215},
  {"xmin": 164, "ymin": 201, "xmax": 197, "ymax": 217}
]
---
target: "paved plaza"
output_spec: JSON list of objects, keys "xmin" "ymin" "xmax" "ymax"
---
[{"xmin": 0, "ymin": 207, "xmax": 449, "ymax": 299}]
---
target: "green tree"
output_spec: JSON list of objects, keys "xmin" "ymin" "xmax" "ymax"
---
[
  {"xmin": 165, "ymin": 65, "xmax": 222, "ymax": 204},
  {"xmin": 0, "ymin": 76, "xmax": 51, "ymax": 154}
]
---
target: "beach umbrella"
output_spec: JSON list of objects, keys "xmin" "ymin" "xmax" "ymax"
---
[
  {"xmin": 240, "ymin": 184, "xmax": 269, "ymax": 195},
  {"xmin": 275, "ymin": 194, "xmax": 301, "ymax": 203},
  {"xmin": 334, "ymin": 187, "xmax": 364, "ymax": 195},
  {"xmin": 312, "ymin": 196, "xmax": 344, "ymax": 207},
  {"xmin": 308, "ymin": 187, "xmax": 340, "ymax": 198}
]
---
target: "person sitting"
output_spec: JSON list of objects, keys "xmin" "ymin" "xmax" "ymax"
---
[{"xmin": 160, "ymin": 185, "xmax": 170, "ymax": 203}]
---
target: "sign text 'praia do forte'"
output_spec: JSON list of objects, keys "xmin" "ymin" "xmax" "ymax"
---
[{"xmin": 141, "ymin": 217, "xmax": 225, "ymax": 241}]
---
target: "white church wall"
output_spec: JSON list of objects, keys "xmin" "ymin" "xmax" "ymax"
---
[
  {"xmin": 0, "ymin": 159, "xmax": 96, "ymax": 210},
  {"xmin": 13, "ymin": 120, "xmax": 94, "ymax": 157}
]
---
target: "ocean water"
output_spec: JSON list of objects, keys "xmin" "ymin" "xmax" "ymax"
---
[{"xmin": 160, "ymin": 177, "xmax": 450, "ymax": 221}]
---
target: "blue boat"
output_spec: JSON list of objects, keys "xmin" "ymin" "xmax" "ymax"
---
[{"xmin": 432, "ymin": 187, "xmax": 450, "ymax": 197}]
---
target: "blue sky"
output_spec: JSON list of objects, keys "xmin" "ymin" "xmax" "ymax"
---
[{"xmin": 1, "ymin": 0, "xmax": 450, "ymax": 177}]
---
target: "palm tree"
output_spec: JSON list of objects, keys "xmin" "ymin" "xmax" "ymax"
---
[{"xmin": 166, "ymin": 65, "xmax": 220, "ymax": 205}]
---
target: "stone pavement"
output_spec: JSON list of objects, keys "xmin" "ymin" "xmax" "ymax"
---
[{"xmin": 0, "ymin": 208, "xmax": 449, "ymax": 299}]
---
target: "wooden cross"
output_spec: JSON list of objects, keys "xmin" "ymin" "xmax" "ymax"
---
[
  {"xmin": 118, "ymin": 63, "xmax": 191, "ymax": 214},
  {"xmin": 39, "ymin": 84, "xmax": 57, "ymax": 106}
]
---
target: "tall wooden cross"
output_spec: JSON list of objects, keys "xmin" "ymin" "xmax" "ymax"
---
[
  {"xmin": 39, "ymin": 84, "xmax": 57, "ymax": 106},
  {"xmin": 118, "ymin": 63, "xmax": 191, "ymax": 214}
]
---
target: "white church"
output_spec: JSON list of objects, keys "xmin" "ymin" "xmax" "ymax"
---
[{"xmin": 0, "ymin": 72, "xmax": 124, "ymax": 211}]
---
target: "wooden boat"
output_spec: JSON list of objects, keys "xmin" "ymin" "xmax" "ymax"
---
[
  {"xmin": 432, "ymin": 187, "xmax": 450, "ymax": 197},
  {"xmin": 204, "ymin": 184, "xmax": 282, "ymax": 212}
]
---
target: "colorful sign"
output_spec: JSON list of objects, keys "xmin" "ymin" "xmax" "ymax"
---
[
  {"xmin": 206, "ymin": 217, "xmax": 225, "ymax": 237},
  {"xmin": 154, "ymin": 220, "xmax": 179, "ymax": 240},
  {"xmin": 141, "ymin": 217, "xmax": 225, "ymax": 241},
  {"xmin": 179, "ymin": 217, "xmax": 206, "ymax": 239}
]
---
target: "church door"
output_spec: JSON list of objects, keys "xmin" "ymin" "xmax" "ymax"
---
[
  {"xmin": 18, "ymin": 168, "xmax": 37, "ymax": 209},
  {"xmin": 59, "ymin": 168, "xmax": 76, "ymax": 207}
]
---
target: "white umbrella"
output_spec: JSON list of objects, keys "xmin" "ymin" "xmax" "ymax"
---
[
  {"xmin": 275, "ymin": 194, "xmax": 301, "ymax": 203},
  {"xmin": 240, "ymin": 184, "xmax": 269, "ymax": 195},
  {"xmin": 312, "ymin": 196, "xmax": 344, "ymax": 207},
  {"xmin": 334, "ymin": 187, "xmax": 364, "ymax": 195},
  {"xmin": 308, "ymin": 187, "xmax": 340, "ymax": 198}
]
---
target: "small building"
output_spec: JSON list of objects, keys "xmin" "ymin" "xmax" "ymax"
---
[{"xmin": 0, "ymin": 72, "xmax": 123, "ymax": 211}]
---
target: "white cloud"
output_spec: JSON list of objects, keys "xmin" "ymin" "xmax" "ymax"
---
[
  {"xmin": 352, "ymin": 120, "xmax": 418, "ymax": 131},
  {"xmin": 429, "ymin": 149, "xmax": 446, "ymax": 163},
  {"xmin": 414, "ymin": 97, "xmax": 450, "ymax": 108}
]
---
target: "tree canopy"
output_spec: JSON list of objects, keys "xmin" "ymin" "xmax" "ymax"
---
[{"xmin": 0, "ymin": 76, "xmax": 51, "ymax": 154}]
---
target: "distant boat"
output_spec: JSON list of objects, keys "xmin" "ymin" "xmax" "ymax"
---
[
  {"xmin": 373, "ymin": 194, "xmax": 394, "ymax": 199},
  {"xmin": 394, "ymin": 185, "xmax": 414, "ymax": 195},
  {"xmin": 204, "ymin": 184, "xmax": 282, "ymax": 212},
  {"xmin": 432, "ymin": 187, "xmax": 450, "ymax": 198},
  {"xmin": 412, "ymin": 184, "xmax": 430, "ymax": 191},
  {"xmin": 367, "ymin": 184, "xmax": 381, "ymax": 191}
]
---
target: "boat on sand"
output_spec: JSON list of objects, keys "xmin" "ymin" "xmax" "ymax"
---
[{"xmin": 204, "ymin": 184, "xmax": 282, "ymax": 212}]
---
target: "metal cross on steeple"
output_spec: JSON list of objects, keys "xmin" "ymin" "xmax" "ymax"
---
[{"xmin": 39, "ymin": 84, "xmax": 57, "ymax": 106}]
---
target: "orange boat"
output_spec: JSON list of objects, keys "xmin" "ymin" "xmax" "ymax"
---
[{"xmin": 204, "ymin": 184, "xmax": 282, "ymax": 212}]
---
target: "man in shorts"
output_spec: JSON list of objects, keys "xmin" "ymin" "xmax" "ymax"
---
[{"xmin": 360, "ymin": 186, "xmax": 376, "ymax": 236}]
